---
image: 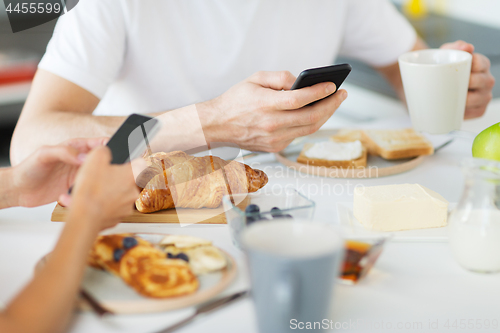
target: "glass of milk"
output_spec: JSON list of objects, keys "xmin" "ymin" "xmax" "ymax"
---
[
  {"xmin": 399, "ymin": 49, "xmax": 472, "ymax": 134},
  {"xmin": 449, "ymin": 158, "xmax": 500, "ymax": 273}
]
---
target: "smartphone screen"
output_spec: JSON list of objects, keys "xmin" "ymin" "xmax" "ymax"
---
[
  {"xmin": 67, "ymin": 114, "xmax": 159, "ymax": 195},
  {"xmin": 106, "ymin": 114, "xmax": 160, "ymax": 164}
]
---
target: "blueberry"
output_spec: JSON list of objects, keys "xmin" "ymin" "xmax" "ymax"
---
[
  {"xmin": 246, "ymin": 216, "xmax": 259, "ymax": 225},
  {"xmin": 123, "ymin": 237, "xmax": 138, "ymax": 249},
  {"xmin": 270, "ymin": 207, "xmax": 282, "ymax": 217},
  {"xmin": 246, "ymin": 215, "xmax": 269, "ymax": 225},
  {"xmin": 176, "ymin": 253, "xmax": 189, "ymax": 262},
  {"xmin": 113, "ymin": 248, "xmax": 125, "ymax": 262},
  {"xmin": 167, "ymin": 252, "xmax": 175, "ymax": 259},
  {"xmin": 245, "ymin": 204, "xmax": 260, "ymax": 214}
]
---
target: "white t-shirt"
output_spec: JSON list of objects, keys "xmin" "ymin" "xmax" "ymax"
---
[{"xmin": 39, "ymin": 0, "xmax": 416, "ymax": 116}]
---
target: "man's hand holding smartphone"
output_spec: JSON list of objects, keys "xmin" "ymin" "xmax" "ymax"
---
[{"xmin": 197, "ymin": 67, "xmax": 349, "ymax": 153}]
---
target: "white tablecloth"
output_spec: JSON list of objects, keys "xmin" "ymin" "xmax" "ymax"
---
[{"xmin": 1, "ymin": 97, "xmax": 499, "ymax": 333}]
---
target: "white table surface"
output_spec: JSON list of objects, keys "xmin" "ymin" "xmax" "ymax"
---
[{"xmin": 1, "ymin": 96, "xmax": 499, "ymax": 333}]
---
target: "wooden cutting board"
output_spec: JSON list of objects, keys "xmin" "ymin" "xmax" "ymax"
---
[{"xmin": 51, "ymin": 204, "xmax": 227, "ymax": 224}]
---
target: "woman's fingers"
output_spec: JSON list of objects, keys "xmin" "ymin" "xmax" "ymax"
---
[
  {"xmin": 64, "ymin": 137, "xmax": 109, "ymax": 153},
  {"xmin": 36, "ymin": 145, "xmax": 82, "ymax": 166},
  {"xmin": 58, "ymin": 193, "xmax": 72, "ymax": 207}
]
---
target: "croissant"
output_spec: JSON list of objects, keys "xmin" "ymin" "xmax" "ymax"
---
[{"xmin": 136, "ymin": 151, "xmax": 268, "ymax": 213}]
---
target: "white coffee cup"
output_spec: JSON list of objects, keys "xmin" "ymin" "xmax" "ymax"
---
[{"xmin": 399, "ymin": 49, "xmax": 472, "ymax": 134}]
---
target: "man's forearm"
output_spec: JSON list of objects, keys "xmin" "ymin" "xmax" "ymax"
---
[
  {"xmin": 12, "ymin": 105, "xmax": 213, "ymax": 166},
  {"xmin": 11, "ymin": 69, "xmax": 228, "ymax": 165},
  {"xmin": 11, "ymin": 110, "xmax": 129, "ymax": 165}
]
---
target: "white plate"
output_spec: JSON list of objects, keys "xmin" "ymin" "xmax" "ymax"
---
[
  {"xmin": 275, "ymin": 129, "xmax": 428, "ymax": 179},
  {"xmin": 37, "ymin": 233, "xmax": 238, "ymax": 314},
  {"xmin": 336, "ymin": 202, "xmax": 456, "ymax": 242}
]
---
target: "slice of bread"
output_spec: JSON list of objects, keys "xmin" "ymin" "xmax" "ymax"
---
[
  {"xmin": 297, "ymin": 142, "xmax": 367, "ymax": 168},
  {"xmin": 332, "ymin": 129, "xmax": 365, "ymax": 142},
  {"xmin": 330, "ymin": 128, "xmax": 434, "ymax": 160},
  {"xmin": 363, "ymin": 129, "xmax": 434, "ymax": 159},
  {"xmin": 330, "ymin": 129, "xmax": 378, "ymax": 155}
]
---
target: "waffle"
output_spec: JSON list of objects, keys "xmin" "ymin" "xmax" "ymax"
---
[
  {"xmin": 119, "ymin": 245, "xmax": 166, "ymax": 284},
  {"xmin": 89, "ymin": 234, "xmax": 199, "ymax": 298},
  {"xmin": 88, "ymin": 234, "xmax": 152, "ymax": 276},
  {"xmin": 124, "ymin": 258, "xmax": 198, "ymax": 298}
]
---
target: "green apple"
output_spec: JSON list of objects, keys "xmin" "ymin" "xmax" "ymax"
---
[{"xmin": 472, "ymin": 122, "xmax": 500, "ymax": 161}]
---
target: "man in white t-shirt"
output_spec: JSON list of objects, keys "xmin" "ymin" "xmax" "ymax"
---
[{"xmin": 10, "ymin": 0, "xmax": 495, "ymax": 164}]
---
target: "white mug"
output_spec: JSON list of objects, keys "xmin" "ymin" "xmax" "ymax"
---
[{"xmin": 399, "ymin": 49, "xmax": 472, "ymax": 134}]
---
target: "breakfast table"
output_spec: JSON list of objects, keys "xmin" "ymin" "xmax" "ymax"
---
[{"xmin": 1, "ymin": 87, "xmax": 499, "ymax": 333}]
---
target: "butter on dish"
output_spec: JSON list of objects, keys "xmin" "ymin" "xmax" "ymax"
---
[
  {"xmin": 353, "ymin": 184, "xmax": 449, "ymax": 231},
  {"xmin": 297, "ymin": 140, "xmax": 367, "ymax": 168}
]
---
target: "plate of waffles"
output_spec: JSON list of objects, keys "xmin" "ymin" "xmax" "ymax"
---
[
  {"xmin": 41, "ymin": 233, "xmax": 237, "ymax": 314},
  {"xmin": 275, "ymin": 128, "xmax": 435, "ymax": 178}
]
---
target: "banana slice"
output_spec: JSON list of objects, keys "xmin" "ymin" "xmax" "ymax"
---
[
  {"xmin": 160, "ymin": 234, "xmax": 212, "ymax": 249},
  {"xmin": 184, "ymin": 245, "xmax": 227, "ymax": 275}
]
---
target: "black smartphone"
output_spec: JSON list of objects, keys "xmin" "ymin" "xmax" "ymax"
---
[
  {"xmin": 106, "ymin": 113, "xmax": 160, "ymax": 164},
  {"xmin": 291, "ymin": 63, "xmax": 352, "ymax": 94},
  {"xmin": 68, "ymin": 114, "xmax": 160, "ymax": 194}
]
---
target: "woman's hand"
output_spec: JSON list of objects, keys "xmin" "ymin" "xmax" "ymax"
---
[
  {"xmin": 10, "ymin": 137, "xmax": 107, "ymax": 208},
  {"xmin": 67, "ymin": 146, "xmax": 139, "ymax": 231},
  {"xmin": 0, "ymin": 147, "xmax": 138, "ymax": 333}
]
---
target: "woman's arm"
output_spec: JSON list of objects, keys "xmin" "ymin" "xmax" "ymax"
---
[
  {"xmin": 0, "ymin": 146, "xmax": 139, "ymax": 333},
  {"xmin": 0, "ymin": 214, "xmax": 101, "ymax": 333}
]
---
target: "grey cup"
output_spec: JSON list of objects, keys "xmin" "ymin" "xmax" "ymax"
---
[{"xmin": 242, "ymin": 220, "xmax": 344, "ymax": 333}]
